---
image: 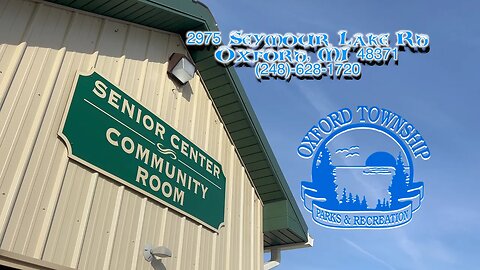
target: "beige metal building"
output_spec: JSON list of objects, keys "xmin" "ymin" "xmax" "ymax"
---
[{"xmin": 0, "ymin": 0, "xmax": 311, "ymax": 269}]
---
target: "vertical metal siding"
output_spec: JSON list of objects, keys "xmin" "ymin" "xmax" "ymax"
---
[{"xmin": 0, "ymin": 1, "xmax": 264, "ymax": 269}]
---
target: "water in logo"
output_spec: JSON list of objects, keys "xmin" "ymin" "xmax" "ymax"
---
[{"xmin": 301, "ymin": 125, "xmax": 424, "ymax": 229}]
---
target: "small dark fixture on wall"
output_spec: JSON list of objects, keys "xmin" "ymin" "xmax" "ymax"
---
[{"xmin": 167, "ymin": 53, "xmax": 196, "ymax": 85}]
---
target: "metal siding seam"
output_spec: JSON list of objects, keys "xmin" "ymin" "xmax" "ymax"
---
[
  {"xmin": 0, "ymin": 42, "xmax": 27, "ymax": 110},
  {"xmin": 188, "ymin": 72, "xmax": 201, "ymax": 270},
  {"xmin": 113, "ymin": 23, "xmax": 129, "ymax": 84},
  {"xmin": 217, "ymin": 122, "xmax": 224, "ymax": 172},
  {"xmin": 139, "ymin": 40, "xmax": 158, "ymax": 110},
  {"xmin": 216, "ymin": 123, "xmax": 230, "ymax": 268},
  {"xmin": 119, "ymin": 26, "xmax": 150, "ymax": 97},
  {"xmin": 250, "ymin": 188, "xmax": 255, "ymax": 270},
  {"xmin": 119, "ymin": 28, "xmax": 149, "ymax": 268},
  {"xmin": 182, "ymin": 82, "xmax": 195, "ymax": 135},
  {"xmin": 90, "ymin": 18, "xmax": 105, "ymax": 69},
  {"xmin": 130, "ymin": 197, "xmax": 146, "ymax": 270},
  {"xmin": 102, "ymin": 185, "xmax": 124, "ymax": 270},
  {"xmin": 185, "ymin": 222, "xmax": 194, "ymax": 269},
  {"xmin": 69, "ymin": 173, "xmax": 98, "ymax": 268},
  {"xmin": 167, "ymin": 35, "xmax": 198, "ymax": 270},
  {"xmin": 27, "ymin": 11, "xmax": 97, "ymax": 258},
  {"xmin": 209, "ymin": 112, "xmax": 220, "ymax": 158},
  {"xmin": 258, "ymin": 199, "xmax": 263, "ymax": 270},
  {"xmin": 0, "ymin": 46, "xmax": 66, "ymax": 243},
  {"xmin": 93, "ymin": 21, "xmax": 127, "ymax": 79},
  {"xmin": 0, "ymin": 44, "xmax": 39, "ymax": 157},
  {"xmin": 157, "ymin": 207, "xmax": 168, "ymax": 249},
  {"xmin": 237, "ymin": 169, "xmax": 245, "ymax": 270},
  {"xmin": 188, "ymin": 76, "xmax": 199, "ymax": 139},
  {"xmin": 135, "ymin": 58, "xmax": 148, "ymax": 101},
  {"xmin": 209, "ymin": 120, "xmax": 224, "ymax": 270},
  {"xmin": 88, "ymin": 51, "xmax": 99, "ymax": 71},
  {"xmin": 39, "ymin": 49, "xmax": 99, "ymax": 265},
  {"xmin": 158, "ymin": 35, "xmax": 178, "ymax": 124},
  {"xmin": 86, "ymin": 18, "xmax": 127, "ymax": 267},
  {"xmin": 242, "ymin": 181, "xmax": 252, "ymax": 266},
  {"xmin": 210, "ymin": 233, "xmax": 217, "ymax": 270},
  {"xmin": 136, "ymin": 30, "xmax": 153, "ymax": 100},
  {"xmin": 174, "ymin": 217, "xmax": 186, "ymax": 270},
  {"xmin": 62, "ymin": 167, "xmax": 90, "ymax": 262},
  {"xmin": 34, "ymin": 149, "xmax": 69, "ymax": 259},
  {"xmin": 0, "ymin": 9, "xmax": 65, "ymax": 143},
  {"xmin": 110, "ymin": 191, "xmax": 127, "ymax": 270},
  {"xmin": 151, "ymin": 34, "xmax": 170, "ymax": 117},
  {"xmin": 1, "ymin": 47, "xmax": 74, "ymax": 254},
  {"xmin": 75, "ymin": 174, "xmax": 109, "ymax": 269},
  {"xmin": 255, "ymin": 199, "xmax": 260, "ymax": 270},
  {"xmin": 223, "ymin": 145, "xmax": 235, "ymax": 269},
  {"xmin": 40, "ymin": 162, "xmax": 79, "ymax": 263},
  {"xmin": 113, "ymin": 55, "xmax": 126, "ymax": 84},
  {"xmin": 27, "ymin": 8, "xmax": 103, "ymax": 261},
  {"xmin": 124, "ymin": 193, "xmax": 140, "ymax": 268},
  {"xmin": 196, "ymin": 93, "xmax": 208, "ymax": 149},
  {"xmin": 174, "ymin": 40, "xmax": 201, "ymax": 269},
  {"xmin": 173, "ymin": 80, "xmax": 182, "ymax": 129},
  {"xmin": 204, "ymin": 100, "xmax": 212, "ymax": 150},
  {"xmin": 193, "ymin": 225, "xmax": 202, "ymax": 270},
  {"xmin": 137, "ymin": 204, "xmax": 168, "ymax": 269},
  {"xmin": 0, "ymin": 0, "xmax": 43, "ymax": 109},
  {"xmin": 230, "ymin": 162, "xmax": 241, "ymax": 269}
]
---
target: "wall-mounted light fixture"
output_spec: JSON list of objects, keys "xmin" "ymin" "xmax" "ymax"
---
[
  {"xmin": 167, "ymin": 53, "xmax": 196, "ymax": 85},
  {"xmin": 143, "ymin": 244, "xmax": 172, "ymax": 262}
]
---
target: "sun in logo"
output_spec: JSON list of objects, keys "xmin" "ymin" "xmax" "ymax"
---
[{"xmin": 301, "ymin": 125, "xmax": 425, "ymax": 229}]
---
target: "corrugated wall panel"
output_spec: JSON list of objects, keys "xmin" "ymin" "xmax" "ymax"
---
[
  {"xmin": 109, "ymin": 188, "xmax": 145, "ymax": 270},
  {"xmin": 80, "ymin": 178, "xmax": 122, "ymax": 269},
  {"xmin": 243, "ymin": 183, "xmax": 254, "ymax": 269},
  {"xmin": 0, "ymin": 1, "xmax": 263, "ymax": 269},
  {"xmin": 42, "ymin": 164, "xmax": 98, "ymax": 266},
  {"xmin": 214, "ymin": 144, "xmax": 234, "ymax": 269},
  {"xmin": 256, "ymin": 195, "xmax": 264, "ymax": 270},
  {"xmin": 2, "ymin": 7, "xmax": 102, "ymax": 261},
  {"xmin": 135, "ymin": 200, "xmax": 168, "ymax": 270}
]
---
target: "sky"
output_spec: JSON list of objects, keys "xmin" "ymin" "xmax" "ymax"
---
[{"xmin": 201, "ymin": 0, "xmax": 479, "ymax": 269}]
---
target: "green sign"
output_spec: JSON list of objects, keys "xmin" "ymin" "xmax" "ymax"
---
[{"xmin": 59, "ymin": 71, "xmax": 226, "ymax": 231}]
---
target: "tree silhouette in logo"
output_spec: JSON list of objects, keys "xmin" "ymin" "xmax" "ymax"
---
[
  {"xmin": 339, "ymin": 189, "xmax": 368, "ymax": 210},
  {"xmin": 361, "ymin": 196, "xmax": 368, "ymax": 209},
  {"xmin": 389, "ymin": 154, "xmax": 409, "ymax": 209},
  {"xmin": 312, "ymin": 147, "xmax": 338, "ymax": 208},
  {"xmin": 341, "ymin": 188, "xmax": 347, "ymax": 205}
]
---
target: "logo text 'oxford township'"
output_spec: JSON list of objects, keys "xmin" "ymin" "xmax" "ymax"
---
[{"xmin": 298, "ymin": 106, "xmax": 428, "ymax": 229}]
